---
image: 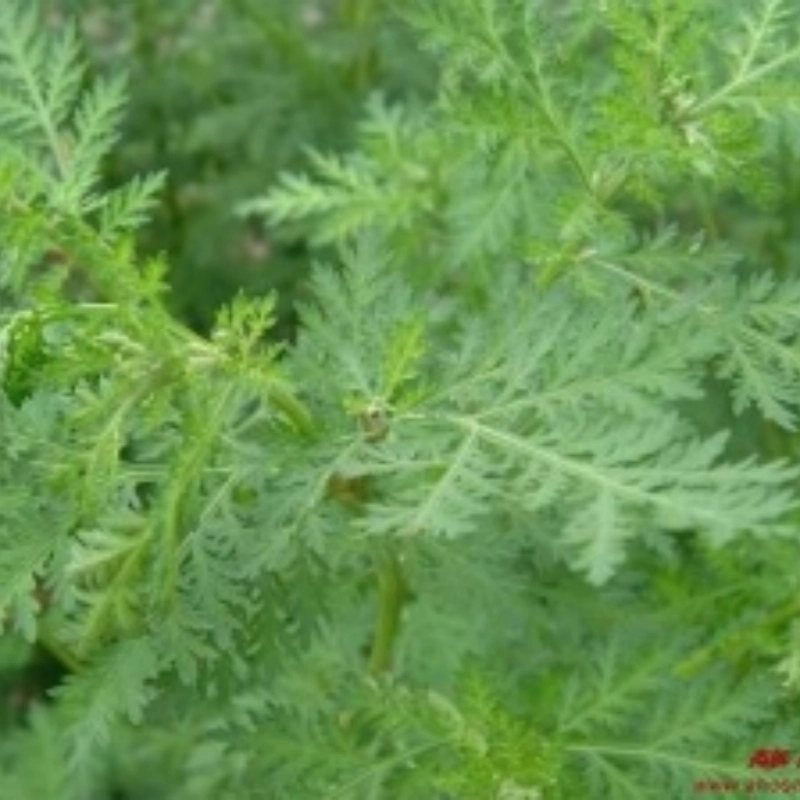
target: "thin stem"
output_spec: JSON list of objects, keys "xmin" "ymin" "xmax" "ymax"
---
[
  {"xmin": 158, "ymin": 384, "xmax": 237, "ymax": 609},
  {"xmin": 367, "ymin": 549, "xmax": 407, "ymax": 678},
  {"xmin": 566, "ymin": 742, "xmax": 748, "ymax": 779},
  {"xmin": 339, "ymin": 0, "xmax": 379, "ymax": 91},
  {"xmin": 530, "ymin": 61, "xmax": 595, "ymax": 197},
  {"xmin": 692, "ymin": 44, "xmax": 800, "ymax": 116},
  {"xmin": 79, "ymin": 531, "xmax": 152, "ymax": 656},
  {"xmin": 37, "ymin": 626, "xmax": 83, "ymax": 673},
  {"xmin": 3, "ymin": 17, "xmax": 67, "ymax": 179},
  {"xmin": 676, "ymin": 592, "xmax": 800, "ymax": 678},
  {"xmin": 267, "ymin": 381, "xmax": 317, "ymax": 438}
]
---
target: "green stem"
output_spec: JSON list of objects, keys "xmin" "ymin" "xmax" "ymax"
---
[
  {"xmin": 676, "ymin": 593, "xmax": 800, "ymax": 678},
  {"xmin": 267, "ymin": 380, "xmax": 317, "ymax": 438},
  {"xmin": 157, "ymin": 384, "xmax": 237, "ymax": 609},
  {"xmin": 692, "ymin": 43, "xmax": 800, "ymax": 117},
  {"xmin": 173, "ymin": 323, "xmax": 317, "ymax": 438},
  {"xmin": 80, "ymin": 531, "xmax": 152, "ymax": 656},
  {"xmin": 339, "ymin": 0, "xmax": 379, "ymax": 91},
  {"xmin": 367, "ymin": 550, "xmax": 407, "ymax": 678},
  {"xmin": 340, "ymin": 0, "xmax": 375, "ymax": 26},
  {"xmin": 37, "ymin": 626, "xmax": 83, "ymax": 673}
]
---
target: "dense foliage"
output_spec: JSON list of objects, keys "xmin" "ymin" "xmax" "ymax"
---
[{"xmin": 3, "ymin": 1, "xmax": 800, "ymax": 797}]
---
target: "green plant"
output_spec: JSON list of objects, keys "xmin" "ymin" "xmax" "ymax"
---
[
  {"xmin": 49, "ymin": 0, "xmax": 431, "ymax": 334},
  {"xmin": 4, "ymin": 1, "xmax": 800, "ymax": 798}
]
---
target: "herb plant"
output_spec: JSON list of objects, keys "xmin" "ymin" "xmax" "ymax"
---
[{"xmin": 3, "ymin": 1, "xmax": 800, "ymax": 798}]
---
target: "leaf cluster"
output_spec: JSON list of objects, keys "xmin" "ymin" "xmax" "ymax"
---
[{"xmin": 2, "ymin": 2, "xmax": 800, "ymax": 799}]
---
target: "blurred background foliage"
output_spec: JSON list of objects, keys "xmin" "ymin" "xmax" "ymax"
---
[
  {"xmin": 41, "ymin": 0, "xmax": 800, "ymax": 346},
  {"xmin": 46, "ymin": 0, "xmax": 435, "ymax": 335}
]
